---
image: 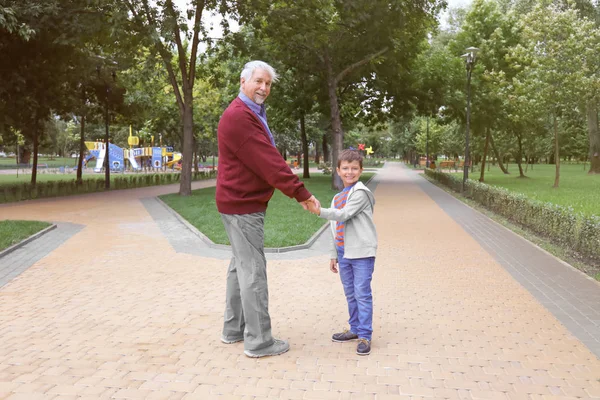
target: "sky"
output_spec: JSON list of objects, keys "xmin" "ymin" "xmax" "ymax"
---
[
  {"xmin": 446, "ymin": 0, "xmax": 473, "ymax": 6},
  {"xmin": 172, "ymin": 0, "xmax": 238, "ymax": 39},
  {"xmin": 440, "ymin": 0, "xmax": 473, "ymax": 28},
  {"xmin": 171, "ymin": 0, "xmax": 474, "ymax": 37}
]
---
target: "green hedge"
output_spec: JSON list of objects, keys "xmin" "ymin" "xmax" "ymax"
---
[
  {"xmin": 425, "ymin": 169, "xmax": 600, "ymax": 261},
  {"xmin": 0, "ymin": 171, "xmax": 216, "ymax": 204}
]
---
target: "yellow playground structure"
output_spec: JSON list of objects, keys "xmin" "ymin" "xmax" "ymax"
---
[{"xmin": 83, "ymin": 129, "xmax": 182, "ymax": 172}]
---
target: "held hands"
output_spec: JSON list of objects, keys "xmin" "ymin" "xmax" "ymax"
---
[{"xmin": 301, "ymin": 195, "xmax": 321, "ymax": 215}]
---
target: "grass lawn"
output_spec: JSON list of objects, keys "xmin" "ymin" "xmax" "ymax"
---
[
  {"xmin": 0, "ymin": 156, "xmax": 78, "ymax": 168},
  {"xmin": 160, "ymin": 173, "xmax": 374, "ymax": 248},
  {"xmin": 0, "ymin": 220, "xmax": 51, "ymax": 251},
  {"xmin": 457, "ymin": 163, "xmax": 600, "ymax": 217}
]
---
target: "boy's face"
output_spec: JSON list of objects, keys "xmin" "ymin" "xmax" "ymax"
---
[{"xmin": 337, "ymin": 160, "xmax": 362, "ymax": 187}]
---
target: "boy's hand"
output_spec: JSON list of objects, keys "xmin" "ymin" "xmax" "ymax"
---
[
  {"xmin": 307, "ymin": 200, "xmax": 320, "ymax": 215},
  {"xmin": 330, "ymin": 259, "xmax": 338, "ymax": 273},
  {"xmin": 301, "ymin": 195, "xmax": 321, "ymax": 215}
]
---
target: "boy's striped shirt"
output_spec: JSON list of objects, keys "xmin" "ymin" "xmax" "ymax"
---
[{"xmin": 334, "ymin": 185, "xmax": 353, "ymax": 250}]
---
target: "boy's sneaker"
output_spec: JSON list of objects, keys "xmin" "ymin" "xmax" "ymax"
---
[
  {"xmin": 244, "ymin": 338, "xmax": 290, "ymax": 358},
  {"xmin": 331, "ymin": 329, "xmax": 359, "ymax": 342},
  {"xmin": 356, "ymin": 339, "xmax": 371, "ymax": 355}
]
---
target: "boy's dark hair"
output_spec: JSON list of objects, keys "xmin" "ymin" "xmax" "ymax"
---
[{"xmin": 337, "ymin": 149, "xmax": 363, "ymax": 168}]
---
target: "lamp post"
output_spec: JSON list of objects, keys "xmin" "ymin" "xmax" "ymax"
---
[
  {"xmin": 426, "ymin": 115, "xmax": 430, "ymax": 168},
  {"xmin": 461, "ymin": 46, "xmax": 479, "ymax": 192},
  {"xmin": 96, "ymin": 66, "xmax": 116, "ymax": 189}
]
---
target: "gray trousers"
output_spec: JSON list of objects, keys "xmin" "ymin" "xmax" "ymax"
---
[{"xmin": 220, "ymin": 212, "xmax": 274, "ymax": 351}]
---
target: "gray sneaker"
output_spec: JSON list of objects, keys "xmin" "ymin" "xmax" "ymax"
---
[
  {"xmin": 244, "ymin": 339, "xmax": 290, "ymax": 358},
  {"xmin": 332, "ymin": 330, "xmax": 359, "ymax": 342},
  {"xmin": 221, "ymin": 335, "xmax": 243, "ymax": 344}
]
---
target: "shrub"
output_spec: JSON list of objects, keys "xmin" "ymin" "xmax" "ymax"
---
[
  {"xmin": 319, "ymin": 162, "xmax": 332, "ymax": 175},
  {"xmin": 425, "ymin": 169, "xmax": 600, "ymax": 262},
  {"xmin": 0, "ymin": 170, "xmax": 217, "ymax": 204}
]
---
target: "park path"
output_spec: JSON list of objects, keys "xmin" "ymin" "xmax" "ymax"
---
[{"xmin": 0, "ymin": 163, "xmax": 598, "ymax": 399}]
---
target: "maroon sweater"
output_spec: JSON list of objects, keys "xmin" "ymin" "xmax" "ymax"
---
[{"xmin": 216, "ymin": 97, "xmax": 312, "ymax": 214}]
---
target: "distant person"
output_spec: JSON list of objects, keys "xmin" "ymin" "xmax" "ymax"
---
[
  {"xmin": 307, "ymin": 149, "xmax": 377, "ymax": 355},
  {"xmin": 216, "ymin": 60, "xmax": 320, "ymax": 358}
]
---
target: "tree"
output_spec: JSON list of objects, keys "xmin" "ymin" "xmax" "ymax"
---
[
  {"xmin": 1, "ymin": 1, "xmax": 124, "ymax": 184},
  {"xmin": 120, "ymin": 0, "xmax": 255, "ymax": 195},
  {"xmin": 254, "ymin": 0, "xmax": 444, "ymax": 188},
  {"xmin": 0, "ymin": 4, "xmax": 34, "ymax": 40},
  {"xmin": 510, "ymin": 2, "xmax": 599, "ymax": 187}
]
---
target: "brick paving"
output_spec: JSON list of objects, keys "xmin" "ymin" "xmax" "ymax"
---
[
  {"xmin": 413, "ymin": 171, "xmax": 600, "ymax": 358},
  {"xmin": 0, "ymin": 164, "xmax": 598, "ymax": 399},
  {"xmin": 0, "ymin": 223, "xmax": 83, "ymax": 288}
]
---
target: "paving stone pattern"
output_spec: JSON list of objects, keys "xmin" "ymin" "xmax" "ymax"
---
[
  {"xmin": 0, "ymin": 166, "xmax": 598, "ymax": 400},
  {"xmin": 413, "ymin": 171, "xmax": 600, "ymax": 358},
  {"xmin": 0, "ymin": 223, "xmax": 83, "ymax": 288}
]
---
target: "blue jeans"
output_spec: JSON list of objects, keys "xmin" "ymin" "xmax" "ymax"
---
[{"xmin": 337, "ymin": 250, "xmax": 375, "ymax": 341}]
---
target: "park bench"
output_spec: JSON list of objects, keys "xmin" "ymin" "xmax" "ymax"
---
[
  {"xmin": 439, "ymin": 160, "xmax": 455, "ymax": 169},
  {"xmin": 11, "ymin": 163, "xmax": 47, "ymax": 169}
]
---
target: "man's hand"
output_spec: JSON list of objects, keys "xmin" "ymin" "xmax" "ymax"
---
[{"xmin": 301, "ymin": 195, "xmax": 321, "ymax": 213}]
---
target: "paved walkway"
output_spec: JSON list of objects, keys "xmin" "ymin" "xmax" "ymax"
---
[{"xmin": 0, "ymin": 163, "xmax": 598, "ymax": 399}]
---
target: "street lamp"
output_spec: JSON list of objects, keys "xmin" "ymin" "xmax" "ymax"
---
[
  {"xmin": 426, "ymin": 115, "xmax": 430, "ymax": 168},
  {"xmin": 460, "ymin": 46, "xmax": 479, "ymax": 192},
  {"xmin": 96, "ymin": 65, "xmax": 117, "ymax": 190}
]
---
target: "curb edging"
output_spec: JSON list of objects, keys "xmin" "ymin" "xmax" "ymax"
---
[
  {"xmin": 154, "ymin": 196, "xmax": 327, "ymax": 253},
  {"xmin": 416, "ymin": 170, "xmax": 600, "ymax": 285},
  {"xmin": 0, "ymin": 224, "xmax": 57, "ymax": 259},
  {"xmin": 154, "ymin": 172, "xmax": 378, "ymax": 254}
]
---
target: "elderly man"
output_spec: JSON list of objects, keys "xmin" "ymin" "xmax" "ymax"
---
[{"xmin": 216, "ymin": 60, "xmax": 319, "ymax": 358}]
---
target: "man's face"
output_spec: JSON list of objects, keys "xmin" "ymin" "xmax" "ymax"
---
[{"xmin": 241, "ymin": 68, "xmax": 272, "ymax": 105}]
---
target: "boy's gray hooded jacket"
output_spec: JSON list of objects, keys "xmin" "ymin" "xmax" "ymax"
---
[{"xmin": 319, "ymin": 181, "xmax": 377, "ymax": 260}]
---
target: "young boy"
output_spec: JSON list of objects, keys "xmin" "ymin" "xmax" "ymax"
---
[{"xmin": 308, "ymin": 149, "xmax": 377, "ymax": 355}]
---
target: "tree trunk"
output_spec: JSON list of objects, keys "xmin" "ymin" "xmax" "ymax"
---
[
  {"xmin": 322, "ymin": 134, "xmax": 329, "ymax": 163},
  {"xmin": 553, "ymin": 113, "xmax": 560, "ymax": 188},
  {"xmin": 517, "ymin": 133, "xmax": 525, "ymax": 177},
  {"xmin": 315, "ymin": 142, "xmax": 320, "ymax": 165},
  {"xmin": 300, "ymin": 112, "xmax": 310, "ymax": 179},
  {"xmin": 587, "ymin": 100, "xmax": 600, "ymax": 174},
  {"xmin": 489, "ymin": 133, "xmax": 510, "ymax": 174},
  {"xmin": 102, "ymin": 89, "xmax": 111, "ymax": 189},
  {"xmin": 479, "ymin": 129, "xmax": 490, "ymax": 182},
  {"xmin": 193, "ymin": 136, "xmax": 199, "ymax": 173},
  {"xmin": 179, "ymin": 94, "xmax": 194, "ymax": 195},
  {"xmin": 77, "ymin": 114, "xmax": 85, "ymax": 184},
  {"xmin": 31, "ymin": 121, "xmax": 39, "ymax": 186},
  {"xmin": 325, "ymin": 53, "xmax": 343, "ymax": 190}
]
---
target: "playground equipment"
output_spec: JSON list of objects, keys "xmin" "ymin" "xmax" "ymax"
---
[
  {"xmin": 84, "ymin": 128, "xmax": 182, "ymax": 172},
  {"xmin": 164, "ymin": 149, "xmax": 182, "ymax": 170},
  {"xmin": 84, "ymin": 141, "xmax": 183, "ymax": 172}
]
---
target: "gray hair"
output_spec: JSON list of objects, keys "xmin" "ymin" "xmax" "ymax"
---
[{"xmin": 240, "ymin": 60, "xmax": 278, "ymax": 82}]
